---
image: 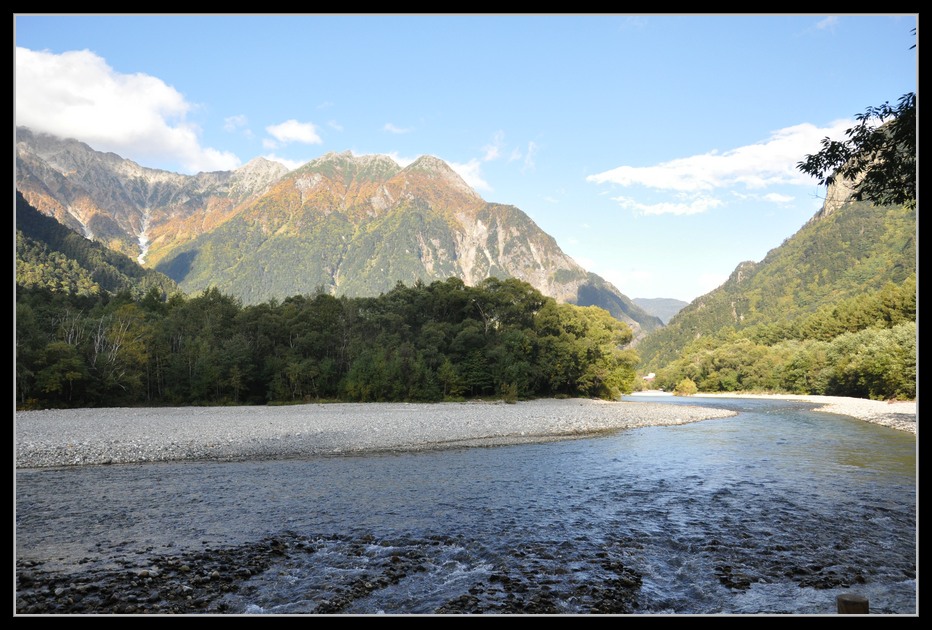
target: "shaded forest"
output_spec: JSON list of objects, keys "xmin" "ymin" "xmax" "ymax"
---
[{"xmin": 16, "ymin": 278, "xmax": 639, "ymax": 409}]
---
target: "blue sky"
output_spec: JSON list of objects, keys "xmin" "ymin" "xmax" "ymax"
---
[{"xmin": 14, "ymin": 14, "xmax": 917, "ymax": 302}]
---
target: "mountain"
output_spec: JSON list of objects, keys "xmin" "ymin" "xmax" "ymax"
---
[
  {"xmin": 632, "ymin": 298, "xmax": 689, "ymax": 325},
  {"xmin": 635, "ymin": 186, "xmax": 916, "ymax": 372},
  {"xmin": 15, "ymin": 127, "xmax": 663, "ymax": 340},
  {"xmin": 16, "ymin": 191, "xmax": 179, "ymax": 298},
  {"xmin": 15, "ymin": 127, "xmax": 290, "ymax": 265}
]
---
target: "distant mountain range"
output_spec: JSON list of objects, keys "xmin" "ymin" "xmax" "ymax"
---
[
  {"xmin": 15, "ymin": 126, "xmax": 916, "ymax": 386},
  {"xmin": 631, "ymin": 298, "xmax": 688, "ymax": 325},
  {"xmin": 15, "ymin": 127, "xmax": 663, "ymax": 340}
]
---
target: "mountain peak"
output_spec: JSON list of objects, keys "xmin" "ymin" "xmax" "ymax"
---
[
  {"xmin": 240, "ymin": 156, "xmax": 278, "ymax": 168},
  {"xmin": 402, "ymin": 155, "xmax": 482, "ymax": 200},
  {"xmin": 16, "ymin": 128, "xmax": 666, "ymax": 339},
  {"xmin": 231, "ymin": 157, "xmax": 290, "ymax": 195},
  {"xmin": 308, "ymin": 151, "xmax": 399, "ymax": 169},
  {"xmin": 299, "ymin": 151, "xmax": 401, "ymax": 183},
  {"xmin": 314, "ymin": 150, "xmax": 354, "ymax": 164},
  {"xmin": 354, "ymin": 153, "xmax": 401, "ymax": 171},
  {"xmin": 406, "ymin": 154, "xmax": 451, "ymax": 172},
  {"xmin": 237, "ymin": 156, "xmax": 289, "ymax": 176}
]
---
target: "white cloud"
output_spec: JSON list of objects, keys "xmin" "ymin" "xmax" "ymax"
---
[
  {"xmin": 384, "ymin": 123, "xmax": 412, "ymax": 134},
  {"xmin": 763, "ymin": 192, "xmax": 794, "ymax": 204},
  {"xmin": 586, "ymin": 121, "xmax": 853, "ymax": 193},
  {"xmin": 454, "ymin": 134, "xmax": 536, "ymax": 191},
  {"xmin": 619, "ymin": 16, "xmax": 648, "ymax": 31},
  {"xmin": 15, "ymin": 47, "xmax": 240, "ymax": 173},
  {"xmin": 449, "ymin": 158, "xmax": 492, "ymax": 192},
  {"xmin": 731, "ymin": 190, "xmax": 796, "ymax": 204},
  {"xmin": 483, "ymin": 130, "xmax": 505, "ymax": 161},
  {"xmin": 223, "ymin": 114, "xmax": 248, "ymax": 132},
  {"xmin": 262, "ymin": 153, "xmax": 306, "ymax": 171},
  {"xmin": 266, "ymin": 119, "xmax": 323, "ymax": 145},
  {"xmin": 816, "ymin": 16, "xmax": 840, "ymax": 31},
  {"xmin": 386, "ymin": 151, "xmax": 416, "ymax": 167},
  {"xmin": 610, "ymin": 195, "xmax": 723, "ymax": 216},
  {"xmin": 522, "ymin": 141, "xmax": 538, "ymax": 173},
  {"xmin": 328, "ymin": 120, "xmax": 344, "ymax": 132}
]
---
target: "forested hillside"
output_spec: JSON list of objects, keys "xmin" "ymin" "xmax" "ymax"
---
[
  {"xmin": 16, "ymin": 192, "xmax": 179, "ymax": 299},
  {"xmin": 635, "ymin": 198, "xmax": 916, "ymax": 400},
  {"xmin": 638, "ymin": 200, "xmax": 914, "ymax": 372}
]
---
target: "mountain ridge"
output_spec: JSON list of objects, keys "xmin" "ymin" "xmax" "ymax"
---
[
  {"xmin": 15, "ymin": 191, "xmax": 179, "ymax": 298},
  {"xmin": 15, "ymin": 127, "xmax": 663, "ymax": 340},
  {"xmin": 632, "ymin": 298, "xmax": 689, "ymax": 325},
  {"xmin": 635, "ymin": 192, "xmax": 916, "ymax": 372}
]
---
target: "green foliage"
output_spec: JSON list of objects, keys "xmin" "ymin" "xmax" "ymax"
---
[
  {"xmin": 797, "ymin": 30, "xmax": 915, "ymax": 209},
  {"xmin": 798, "ymin": 92, "xmax": 916, "ymax": 210},
  {"xmin": 34, "ymin": 341, "xmax": 88, "ymax": 403},
  {"xmin": 16, "ymin": 278, "xmax": 639, "ymax": 408},
  {"xmin": 638, "ymin": 199, "xmax": 916, "ymax": 375},
  {"xmin": 535, "ymin": 301, "xmax": 636, "ymax": 400},
  {"xmin": 575, "ymin": 274, "xmax": 664, "ymax": 336},
  {"xmin": 823, "ymin": 322, "xmax": 916, "ymax": 400},
  {"xmin": 16, "ymin": 192, "xmax": 178, "ymax": 299},
  {"xmin": 500, "ymin": 382, "xmax": 519, "ymax": 404},
  {"xmin": 652, "ymin": 312, "xmax": 915, "ymax": 401},
  {"xmin": 673, "ymin": 378, "xmax": 698, "ymax": 397}
]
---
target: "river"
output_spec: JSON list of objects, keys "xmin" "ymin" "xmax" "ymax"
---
[{"xmin": 15, "ymin": 396, "xmax": 917, "ymax": 615}]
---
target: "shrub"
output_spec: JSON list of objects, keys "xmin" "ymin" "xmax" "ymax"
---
[{"xmin": 673, "ymin": 377, "xmax": 698, "ymax": 396}]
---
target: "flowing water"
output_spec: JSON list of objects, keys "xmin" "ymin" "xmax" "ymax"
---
[{"xmin": 15, "ymin": 397, "xmax": 917, "ymax": 615}]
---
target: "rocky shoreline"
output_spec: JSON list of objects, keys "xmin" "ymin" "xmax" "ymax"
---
[
  {"xmin": 15, "ymin": 395, "xmax": 916, "ymax": 615},
  {"xmin": 15, "ymin": 531, "xmax": 646, "ymax": 615},
  {"xmin": 690, "ymin": 393, "xmax": 917, "ymax": 434},
  {"xmin": 16, "ymin": 398, "xmax": 739, "ymax": 470},
  {"xmin": 15, "ymin": 394, "xmax": 916, "ymax": 470}
]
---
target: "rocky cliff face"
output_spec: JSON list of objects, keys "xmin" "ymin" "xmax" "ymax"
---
[
  {"xmin": 15, "ymin": 128, "xmax": 662, "ymax": 339},
  {"xmin": 16, "ymin": 127, "xmax": 289, "ymax": 264},
  {"xmin": 812, "ymin": 173, "xmax": 860, "ymax": 222}
]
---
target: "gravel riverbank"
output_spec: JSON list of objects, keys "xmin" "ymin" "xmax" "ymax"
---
[
  {"xmin": 16, "ymin": 395, "xmax": 917, "ymax": 615},
  {"xmin": 15, "ymin": 398, "xmax": 736, "ymax": 469},
  {"xmin": 15, "ymin": 394, "xmax": 915, "ymax": 470},
  {"xmin": 691, "ymin": 393, "xmax": 917, "ymax": 434}
]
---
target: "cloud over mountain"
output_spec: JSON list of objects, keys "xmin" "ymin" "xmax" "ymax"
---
[
  {"xmin": 15, "ymin": 46, "xmax": 240, "ymax": 173},
  {"xmin": 586, "ymin": 121, "xmax": 854, "ymax": 216}
]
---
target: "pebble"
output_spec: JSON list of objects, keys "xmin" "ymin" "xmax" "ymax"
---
[
  {"xmin": 15, "ymin": 395, "xmax": 915, "ymax": 470},
  {"xmin": 15, "ymin": 399, "xmax": 737, "ymax": 469}
]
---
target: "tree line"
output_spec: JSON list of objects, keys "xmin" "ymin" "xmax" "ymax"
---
[
  {"xmin": 16, "ymin": 277, "xmax": 639, "ymax": 409},
  {"xmin": 16, "ymin": 192, "xmax": 180, "ymax": 299},
  {"xmin": 648, "ymin": 275, "xmax": 916, "ymax": 401}
]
